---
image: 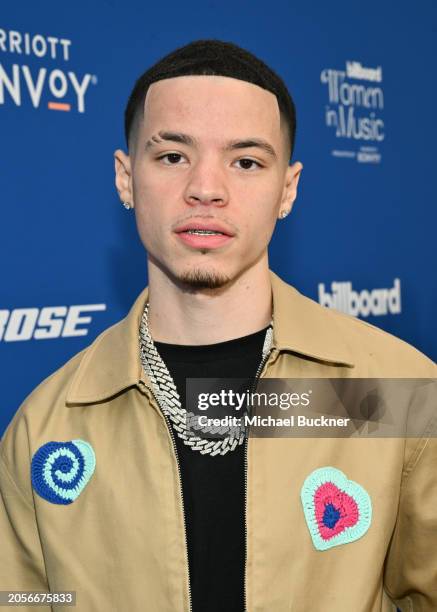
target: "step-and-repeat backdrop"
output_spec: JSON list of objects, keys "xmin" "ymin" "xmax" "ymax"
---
[{"xmin": 1, "ymin": 1, "xmax": 436, "ymax": 435}]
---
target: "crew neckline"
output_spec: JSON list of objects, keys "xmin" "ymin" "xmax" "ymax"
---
[{"xmin": 153, "ymin": 325, "xmax": 270, "ymax": 363}]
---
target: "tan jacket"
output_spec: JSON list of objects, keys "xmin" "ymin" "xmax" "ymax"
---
[{"xmin": 1, "ymin": 272, "xmax": 436, "ymax": 612}]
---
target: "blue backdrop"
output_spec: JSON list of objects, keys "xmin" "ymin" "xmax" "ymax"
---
[{"xmin": 1, "ymin": 0, "xmax": 436, "ymax": 436}]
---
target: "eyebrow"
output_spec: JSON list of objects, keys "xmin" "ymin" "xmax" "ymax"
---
[{"xmin": 145, "ymin": 130, "xmax": 277, "ymax": 159}]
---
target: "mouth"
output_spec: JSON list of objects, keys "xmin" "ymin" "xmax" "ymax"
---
[{"xmin": 174, "ymin": 221, "xmax": 235, "ymax": 250}]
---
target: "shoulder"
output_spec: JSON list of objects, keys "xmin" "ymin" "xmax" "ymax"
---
[
  {"xmin": 0, "ymin": 317, "xmax": 120, "ymax": 457},
  {"xmin": 1, "ymin": 284, "xmax": 149, "ymax": 468},
  {"xmin": 1, "ymin": 347, "xmax": 85, "ymax": 458},
  {"xmin": 0, "ymin": 345, "xmax": 89, "ymax": 493},
  {"xmin": 271, "ymin": 271, "xmax": 436, "ymax": 377},
  {"xmin": 308, "ymin": 291, "xmax": 436, "ymax": 376}
]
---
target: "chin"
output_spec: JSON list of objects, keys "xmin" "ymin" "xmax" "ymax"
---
[{"xmin": 177, "ymin": 267, "xmax": 232, "ymax": 290}]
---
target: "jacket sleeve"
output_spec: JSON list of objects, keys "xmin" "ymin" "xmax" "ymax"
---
[
  {"xmin": 384, "ymin": 431, "xmax": 437, "ymax": 610},
  {"xmin": 0, "ymin": 412, "xmax": 49, "ymax": 594}
]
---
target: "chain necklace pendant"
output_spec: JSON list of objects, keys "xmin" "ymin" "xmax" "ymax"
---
[{"xmin": 139, "ymin": 302, "xmax": 273, "ymax": 456}]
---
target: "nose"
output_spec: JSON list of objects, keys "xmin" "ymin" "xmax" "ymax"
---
[{"xmin": 183, "ymin": 159, "xmax": 229, "ymax": 208}]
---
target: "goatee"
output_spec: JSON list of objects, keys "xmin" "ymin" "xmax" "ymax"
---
[{"xmin": 178, "ymin": 268, "xmax": 231, "ymax": 290}]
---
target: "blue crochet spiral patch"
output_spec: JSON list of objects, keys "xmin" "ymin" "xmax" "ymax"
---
[{"xmin": 31, "ymin": 440, "xmax": 96, "ymax": 505}]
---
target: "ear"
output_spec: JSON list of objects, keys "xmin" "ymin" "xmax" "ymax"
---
[
  {"xmin": 278, "ymin": 161, "xmax": 303, "ymax": 218},
  {"xmin": 114, "ymin": 149, "xmax": 134, "ymax": 207}
]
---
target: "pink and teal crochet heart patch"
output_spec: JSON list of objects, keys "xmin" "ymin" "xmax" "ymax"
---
[{"xmin": 301, "ymin": 467, "xmax": 372, "ymax": 551}]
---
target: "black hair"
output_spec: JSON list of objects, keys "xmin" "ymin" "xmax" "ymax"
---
[{"xmin": 124, "ymin": 39, "xmax": 297, "ymax": 162}]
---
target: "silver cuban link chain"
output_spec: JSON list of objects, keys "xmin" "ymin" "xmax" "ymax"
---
[{"xmin": 139, "ymin": 302, "xmax": 273, "ymax": 456}]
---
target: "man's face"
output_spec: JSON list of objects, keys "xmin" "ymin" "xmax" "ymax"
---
[{"xmin": 115, "ymin": 75, "xmax": 301, "ymax": 289}]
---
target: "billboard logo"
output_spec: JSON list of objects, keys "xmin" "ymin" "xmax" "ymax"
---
[
  {"xmin": 0, "ymin": 27, "xmax": 98, "ymax": 113},
  {"xmin": 318, "ymin": 280, "xmax": 401, "ymax": 317},
  {"xmin": 320, "ymin": 60, "xmax": 384, "ymax": 163},
  {"xmin": 346, "ymin": 61, "xmax": 382, "ymax": 82}
]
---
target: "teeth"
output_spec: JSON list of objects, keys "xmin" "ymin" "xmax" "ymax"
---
[{"xmin": 186, "ymin": 229, "xmax": 223, "ymax": 235}]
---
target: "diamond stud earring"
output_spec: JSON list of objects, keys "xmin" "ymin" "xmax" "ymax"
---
[
  {"xmin": 280, "ymin": 209, "xmax": 290, "ymax": 219},
  {"xmin": 122, "ymin": 202, "xmax": 132, "ymax": 210}
]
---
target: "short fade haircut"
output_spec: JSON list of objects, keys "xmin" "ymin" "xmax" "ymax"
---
[{"xmin": 124, "ymin": 39, "xmax": 297, "ymax": 162}]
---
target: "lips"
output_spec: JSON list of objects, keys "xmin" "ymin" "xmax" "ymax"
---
[
  {"xmin": 174, "ymin": 219, "xmax": 235, "ymax": 249},
  {"xmin": 174, "ymin": 220, "xmax": 234, "ymax": 237}
]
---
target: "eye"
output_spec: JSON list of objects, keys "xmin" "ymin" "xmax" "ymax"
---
[
  {"xmin": 156, "ymin": 153, "xmax": 186, "ymax": 165},
  {"xmin": 155, "ymin": 153, "xmax": 263, "ymax": 170},
  {"xmin": 235, "ymin": 158, "xmax": 263, "ymax": 171}
]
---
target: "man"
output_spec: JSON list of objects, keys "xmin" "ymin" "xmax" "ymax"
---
[{"xmin": 1, "ymin": 39, "xmax": 436, "ymax": 612}]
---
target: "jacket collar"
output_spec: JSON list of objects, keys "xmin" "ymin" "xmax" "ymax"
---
[
  {"xmin": 269, "ymin": 271, "xmax": 354, "ymax": 366},
  {"xmin": 66, "ymin": 271, "xmax": 354, "ymax": 404}
]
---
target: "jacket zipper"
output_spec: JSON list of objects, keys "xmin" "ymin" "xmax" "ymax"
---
[
  {"xmin": 142, "ymin": 344, "xmax": 275, "ymax": 612},
  {"xmin": 141, "ymin": 382, "xmax": 193, "ymax": 612},
  {"xmin": 244, "ymin": 347, "xmax": 274, "ymax": 612}
]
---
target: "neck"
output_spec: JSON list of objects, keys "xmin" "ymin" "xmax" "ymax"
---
[{"xmin": 147, "ymin": 258, "xmax": 272, "ymax": 345}]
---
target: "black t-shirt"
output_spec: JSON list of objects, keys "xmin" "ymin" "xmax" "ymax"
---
[{"xmin": 154, "ymin": 326, "xmax": 269, "ymax": 612}]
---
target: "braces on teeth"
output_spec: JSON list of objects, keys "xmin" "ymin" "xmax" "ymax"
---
[{"xmin": 186, "ymin": 229, "xmax": 224, "ymax": 235}]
